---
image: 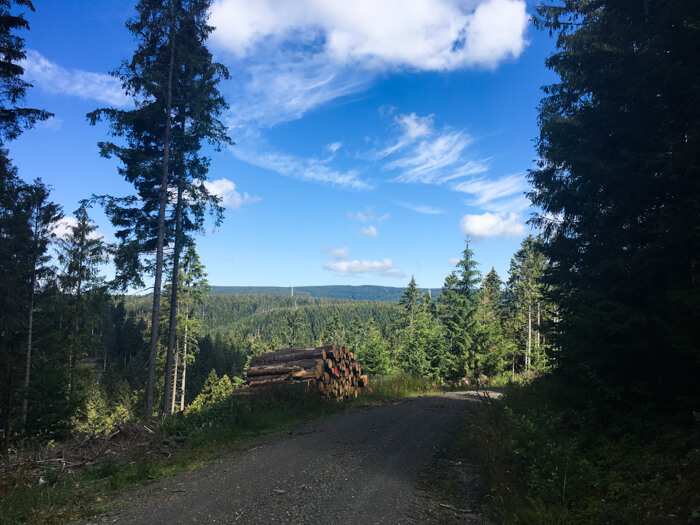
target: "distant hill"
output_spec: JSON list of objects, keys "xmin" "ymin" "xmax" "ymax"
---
[{"xmin": 209, "ymin": 285, "xmax": 437, "ymax": 302}]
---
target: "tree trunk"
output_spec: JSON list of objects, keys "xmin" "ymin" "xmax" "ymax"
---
[
  {"xmin": 20, "ymin": 270, "xmax": 36, "ymax": 430},
  {"xmin": 179, "ymin": 312, "xmax": 188, "ymax": 412},
  {"xmin": 163, "ymin": 176, "xmax": 183, "ymax": 413},
  {"xmin": 171, "ymin": 335, "xmax": 178, "ymax": 414},
  {"xmin": 145, "ymin": 12, "xmax": 175, "ymax": 420},
  {"xmin": 526, "ymin": 303, "xmax": 532, "ymax": 370},
  {"xmin": 537, "ymin": 301, "xmax": 541, "ymax": 349}
]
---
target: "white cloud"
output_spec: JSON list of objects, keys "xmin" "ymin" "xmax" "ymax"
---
[
  {"xmin": 52, "ymin": 217, "xmax": 107, "ymax": 242},
  {"xmin": 361, "ymin": 225, "xmax": 378, "ymax": 238},
  {"xmin": 323, "ymin": 258, "xmax": 404, "ymax": 278},
  {"xmin": 327, "ymin": 142, "xmax": 342, "ymax": 153},
  {"xmin": 448, "ymin": 257, "xmax": 460, "ymax": 264},
  {"xmin": 22, "ymin": 50, "xmax": 128, "ymax": 107},
  {"xmin": 378, "ymin": 113, "xmax": 490, "ymax": 185},
  {"xmin": 210, "ymin": 0, "xmax": 528, "ymax": 71},
  {"xmin": 212, "ymin": 0, "xmax": 528, "ymax": 130},
  {"xmin": 233, "ymin": 143, "xmax": 370, "ymax": 190},
  {"xmin": 454, "ymin": 173, "xmax": 526, "ymax": 205},
  {"xmin": 401, "ymin": 203, "xmax": 445, "ymax": 215},
  {"xmin": 226, "ymin": 56, "xmax": 372, "ymax": 130},
  {"xmin": 459, "ymin": 211, "xmax": 525, "ymax": 241},
  {"xmin": 387, "ymin": 129, "xmax": 477, "ymax": 184},
  {"xmin": 203, "ymin": 178, "xmax": 260, "ymax": 209}
]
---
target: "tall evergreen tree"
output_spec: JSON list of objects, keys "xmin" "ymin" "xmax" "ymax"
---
[
  {"xmin": 438, "ymin": 241, "xmax": 481, "ymax": 380},
  {"xmin": 57, "ymin": 205, "xmax": 107, "ymax": 394},
  {"xmin": 0, "ymin": 0, "xmax": 53, "ymax": 445},
  {"xmin": 88, "ymin": 0, "xmax": 231, "ymax": 418},
  {"xmin": 530, "ymin": 1, "xmax": 700, "ymax": 405},
  {"xmin": 505, "ymin": 235, "xmax": 548, "ymax": 371},
  {"xmin": 0, "ymin": 0, "xmax": 52, "ymax": 143},
  {"xmin": 20, "ymin": 180, "xmax": 61, "ymax": 428},
  {"xmin": 398, "ymin": 276, "xmax": 420, "ymax": 327}
]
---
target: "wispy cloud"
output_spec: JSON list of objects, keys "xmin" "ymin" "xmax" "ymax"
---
[
  {"xmin": 323, "ymin": 258, "xmax": 404, "ymax": 278},
  {"xmin": 22, "ymin": 50, "xmax": 128, "ymax": 107},
  {"xmin": 377, "ymin": 112, "xmax": 490, "ymax": 185},
  {"xmin": 460, "ymin": 211, "xmax": 525, "ymax": 241},
  {"xmin": 225, "ymin": 56, "xmax": 372, "ymax": 130},
  {"xmin": 233, "ymin": 142, "xmax": 370, "ymax": 190},
  {"xmin": 400, "ymin": 203, "xmax": 445, "ymax": 215},
  {"xmin": 454, "ymin": 173, "xmax": 526, "ymax": 206},
  {"xmin": 203, "ymin": 178, "xmax": 260, "ymax": 209}
]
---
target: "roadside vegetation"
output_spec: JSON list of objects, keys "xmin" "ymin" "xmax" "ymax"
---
[
  {"xmin": 0, "ymin": 374, "xmax": 450, "ymax": 525},
  {"xmin": 470, "ymin": 378, "xmax": 700, "ymax": 524}
]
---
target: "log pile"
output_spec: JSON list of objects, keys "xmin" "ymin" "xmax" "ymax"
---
[{"xmin": 244, "ymin": 345, "xmax": 368, "ymax": 400}]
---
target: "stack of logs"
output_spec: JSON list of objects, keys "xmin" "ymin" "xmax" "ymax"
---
[{"xmin": 245, "ymin": 345, "xmax": 368, "ymax": 400}]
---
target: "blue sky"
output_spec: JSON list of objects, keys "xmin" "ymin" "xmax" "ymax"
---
[{"xmin": 10, "ymin": 0, "xmax": 557, "ymax": 289}]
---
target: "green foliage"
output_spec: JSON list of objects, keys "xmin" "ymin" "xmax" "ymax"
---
[
  {"xmin": 209, "ymin": 285, "xmax": 437, "ymax": 302},
  {"xmin": 356, "ymin": 319, "xmax": 392, "ymax": 375},
  {"xmin": 471, "ymin": 379, "xmax": 700, "ymax": 524},
  {"xmin": 184, "ymin": 370, "xmax": 232, "ymax": 416},
  {"xmin": 74, "ymin": 383, "xmax": 112, "ymax": 436},
  {"xmin": 0, "ymin": 0, "xmax": 52, "ymax": 143},
  {"xmin": 529, "ymin": 0, "xmax": 700, "ymax": 406}
]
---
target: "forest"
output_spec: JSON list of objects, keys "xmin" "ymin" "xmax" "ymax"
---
[{"xmin": 1, "ymin": 0, "xmax": 699, "ymax": 522}]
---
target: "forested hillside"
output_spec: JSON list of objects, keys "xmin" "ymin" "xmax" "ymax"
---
[{"xmin": 208, "ymin": 285, "xmax": 437, "ymax": 302}]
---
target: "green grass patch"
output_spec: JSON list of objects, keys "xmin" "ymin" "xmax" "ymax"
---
[
  {"xmin": 469, "ymin": 378, "xmax": 700, "ymax": 524},
  {"xmin": 0, "ymin": 373, "xmax": 453, "ymax": 525}
]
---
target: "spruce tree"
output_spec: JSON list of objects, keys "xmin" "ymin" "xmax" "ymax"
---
[
  {"xmin": 531, "ymin": 1, "xmax": 700, "ymax": 404},
  {"xmin": 0, "ymin": 0, "xmax": 52, "ymax": 143},
  {"xmin": 438, "ymin": 240, "xmax": 481, "ymax": 380},
  {"xmin": 398, "ymin": 276, "xmax": 420, "ymax": 327},
  {"xmin": 57, "ymin": 205, "xmax": 107, "ymax": 395},
  {"xmin": 88, "ymin": 0, "xmax": 231, "ymax": 418}
]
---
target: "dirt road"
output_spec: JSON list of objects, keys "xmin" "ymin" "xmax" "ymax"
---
[{"xmin": 89, "ymin": 392, "xmax": 491, "ymax": 524}]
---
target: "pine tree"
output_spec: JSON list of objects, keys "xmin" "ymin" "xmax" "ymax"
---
[
  {"xmin": 57, "ymin": 205, "xmax": 107, "ymax": 394},
  {"xmin": 357, "ymin": 319, "xmax": 391, "ymax": 375},
  {"xmin": 530, "ymin": 1, "xmax": 700, "ymax": 405},
  {"xmin": 285, "ymin": 307, "xmax": 308, "ymax": 347},
  {"xmin": 88, "ymin": 0, "xmax": 231, "ymax": 418},
  {"xmin": 20, "ymin": 180, "xmax": 62, "ymax": 430},
  {"xmin": 0, "ymin": 0, "xmax": 52, "ymax": 143},
  {"xmin": 0, "ymin": 0, "xmax": 53, "ymax": 446},
  {"xmin": 438, "ymin": 240, "xmax": 481, "ymax": 380},
  {"xmin": 505, "ymin": 236, "xmax": 548, "ymax": 371},
  {"xmin": 398, "ymin": 276, "xmax": 420, "ymax": 327}
]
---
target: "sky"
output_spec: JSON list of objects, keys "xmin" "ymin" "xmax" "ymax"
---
[{"xmin": 10, "ymin": 0, "xmax": 558, "ymax": 289}]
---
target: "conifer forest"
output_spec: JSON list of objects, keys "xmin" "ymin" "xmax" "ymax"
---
[{"xmin": 1, "ymin": 0, "xmax": 698, "ymax": 523}]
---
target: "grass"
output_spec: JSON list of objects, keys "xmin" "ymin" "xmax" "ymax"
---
[
  {"xmin": 0, "ymin": 374, "xmax": 452, "ymax": 525},
  {"xmin": 469, "ymin": 377, "xmax": 700, "ymax": 524}
]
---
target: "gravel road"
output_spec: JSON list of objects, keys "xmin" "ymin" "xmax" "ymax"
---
[{"xmin": 88, "ymin": 391, "xmax": 490, "ymax": 524}]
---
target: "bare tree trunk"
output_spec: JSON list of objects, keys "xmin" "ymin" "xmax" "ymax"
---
[
  {"xmin": 145, "ymin": 13, "xmax": 175, "ymax": 420},
  {"xmin": 526, "ymin": 303, "xmax": 532, "ymax": 370},
  {"xmin": 536, "ymin": 301, "xmax": 541, "ymax": 349},
  {"xmin": 180, "ymin": 313, "xmax": 188, "ymax": 412},
  {"xmin": 171, "ymin": 337, "xmax": 178, "ymax": 414},
  {"xmin": 21, "ymin": 271, "xmax": 35, "ymax": 429},
  {"xmin": 163, "ymin": 177, "xmax": 183, "ymax": 413}
]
